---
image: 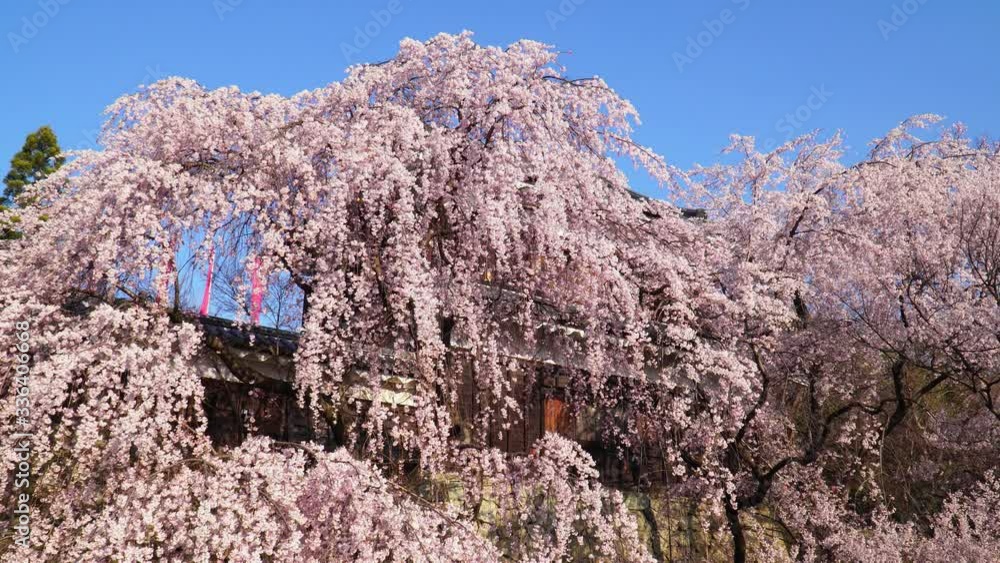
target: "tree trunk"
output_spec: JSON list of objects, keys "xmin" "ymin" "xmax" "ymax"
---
[{"xmin": 725, "ymin": 504, "xmax": 747, "ymax": 563}]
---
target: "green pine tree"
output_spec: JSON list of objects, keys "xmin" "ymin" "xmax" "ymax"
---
[
  {"xmin": 2, "ymin": 126, "xmax": 63, "ymax": 239},
  {"xmin": 3, "ymin": 125, "xmax": 64, "ymax": 206}
]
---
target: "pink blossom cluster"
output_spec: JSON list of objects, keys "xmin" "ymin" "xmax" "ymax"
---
[{"xmin": 1, "ymin": 32, "xmax": 998, "ymax": 561}]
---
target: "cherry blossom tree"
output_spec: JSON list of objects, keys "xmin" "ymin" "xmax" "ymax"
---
[
  {"xmin": 0, "ymin": 32, "xmax": 714, "ymax": 561},
  {"xmin": 683, "ymin": 117, "xmax": 1000, "ymax": 561},
  {"xmin": 1, "ymin": 31, "xmax": 998, "ymax": 562}
]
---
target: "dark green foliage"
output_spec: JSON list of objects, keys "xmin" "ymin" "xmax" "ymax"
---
[
  {"xmin": 2, "ymin": 126, "xmax": 63, "ymax": 239},
  {"xmin": 3, "ymin": 125, "xmax": 64, "ymax": 206}
]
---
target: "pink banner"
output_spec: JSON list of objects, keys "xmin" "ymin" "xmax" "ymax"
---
[
  {"xmin": 199, "ymin": 243, "xmax": 215, "ymax": 316},
  {"xmin": 249, "ymin": 256, "xmax": 264, "ymax": 324}
]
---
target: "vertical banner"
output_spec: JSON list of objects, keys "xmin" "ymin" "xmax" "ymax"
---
[
  {"xmin": 250, "ymin": 256, "xmax": 264, "ymax": 324},
  {"xmin": 199, "ymin": 242, "xmax": 215, "ymax": 317}
]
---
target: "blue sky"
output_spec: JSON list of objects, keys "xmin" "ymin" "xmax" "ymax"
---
[{"xmin": 2, "ymin": 0, "xmax": 999, "ymax": 198}]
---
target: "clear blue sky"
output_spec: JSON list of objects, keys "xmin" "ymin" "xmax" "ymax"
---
[{"xmin": 2, "ymin": 0, "xmax": 998, "ymax": 197}]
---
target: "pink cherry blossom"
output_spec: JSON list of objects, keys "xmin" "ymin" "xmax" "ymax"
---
[{"xmin": 1, "ymin": 32, "xmax": 997, "ymax": 562}]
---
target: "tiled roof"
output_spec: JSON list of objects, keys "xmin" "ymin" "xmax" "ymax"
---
[{"xmin": 197, "ymin": 315, "xmax": 299, "ymax": 356}]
